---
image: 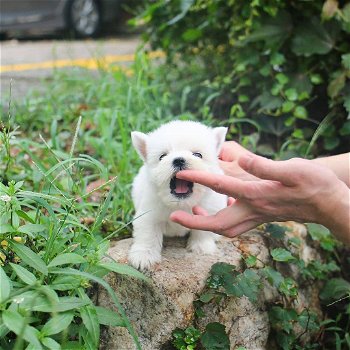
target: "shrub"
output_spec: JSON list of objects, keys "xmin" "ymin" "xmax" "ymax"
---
[{"xmin": 133, "ymin": 0, "xmax": 350, "ymax": 157}]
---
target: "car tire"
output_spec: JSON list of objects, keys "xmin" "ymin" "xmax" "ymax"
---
[{"xmin": 66, "ymin": 0, "xmax": 101, "ymax": 38}]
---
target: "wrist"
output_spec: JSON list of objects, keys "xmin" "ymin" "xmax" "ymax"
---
[{"xmin": 315, "ymin": 181, "xmax": 350, "ymax": 245}]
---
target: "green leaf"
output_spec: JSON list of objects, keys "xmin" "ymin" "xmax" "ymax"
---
[
  {"xmin": 10, "ymin": 263, "xmax": 37, "ymax": 285},
  {"xmin": 276, "ymin": 73, "xmax": 289, "ymax": 85},
  {"xmin": 234, "ymin": 269, "xmax": 261, "ymax": 302},
  {"xmin": 285, "ymin": 88, "xmax": 298, "ymax": 101},
  {"xmin": 201, "ymin": 322, "xmax": 230, "ymax": 350},
  {"xmin": 61, "ymin": 341, "xmax": 84, "ymax": 350},
  {"xmin": 10, "ymin": 242, "xmax": 48, "ymax": 275},
  {"xmin": 319, "ymin": 278, "xmax": 350, "ymax": 302},
  {"xmin": 262, "ymin": 267, "xmax": 284, "ymax": 288},
  {"xmin": 266, "ymin": 223, "xmax": 287, "ymax": 239},
  {"xmin": 243, "ymin": 11, "xmax": 292, "ymax": 47},
  {"xmin": 279, "ymin": 277, "xmax": 298, "ymax": 297},
  {"xmin": 293, "ymin": 106, "xmax": 308, "ymax": 119},
  {"xmin": 2, "ymin": 310, "xmax": 42, "ymax": 349},
  {"xmin": 291, "ymin": 17, "xmax": 339, "ymax": 56},
  {"xmin": 342, "ymin": 53, "xmax": 350, "ymax": 69},
  {"xmin": 182, "ymin": 28, "xmax": 202, "ymax": 42},
  {"xmin": 51, "ymin": 275, "xmax": 81, "ymax": 291},
  {"xmin": 55, "ymin": 297, "xmax": 90, "ymax": 312},
  {"xmin": 98, "ymin": 261, "xmax": 149, "ymax": 282},
  {"xmin": 199, "ymin": 293, "xmax": 215, "ymax": 303},
  {"xmin": 95, "ymin": 306, "xmax": 125, "ymax": 327},
  {"xmin": 324, "ymin": 136, "xmax": 340, "ymax": 150},
  {"xmin": 41, "ymin": 312, "xmax": 74, "ymax": 336},
  {"xmin": 340, "ymin": 120, "xmax": 350, "ymax": 136},
  {"xmin": 41, "ymin": 337, "xmax": 61, "ymax": 349},
  {"xmin": 49, "ymin": 267, "xmax": 141, "ymax": 350},
  {"xmin": 282, "ymin": 101, "xmax": 295, "ymax": 113},
  {"xmin": 16, "ymin": 210, "xmax": 35, "ymax": 224},
  {"xmin": 18, "ymin": 224, "xmax": 46, "ymax": 236},
  {"xmin": 310, "ymin": 73, "xmax": 323, "ymax": 85},
  {"xmin": 306, "ymin": 223, "xmax": 336, "ymax": 251},
  {"xmin": 244, "ymin": 255, "xmax": 257, "ymax": 268},
  {"xmin": 79, "ymin": 305, "xmax": 100, "ymax": 347},
  {"xmin": 0, "ymin": 266, "xmax": 11, "ymax": 303},
  {"xmin": 12, "ymin": 289, "xmax": 59, "ymax": 312},
  {"xmin": 48, "ymin": 253, "xmax": 87, "ymax": 268},
  {"xmin": 271, "ymin": 248, "xmax": 296, "ymax": 262},
  {"xmin": 0, "ymin": 224, "xmax": 16, "ymax": 234},
  {"xmin": 328, "ymin": 72, "xmax": 346, "ymax": 99}
]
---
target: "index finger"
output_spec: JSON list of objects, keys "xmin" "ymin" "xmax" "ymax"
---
[{"xmin": 176, "ymin": 170, "xmax": 248, "ymax": 198}]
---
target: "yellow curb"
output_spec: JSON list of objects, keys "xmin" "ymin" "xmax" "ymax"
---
[{"xmin": 0, "ymin": 50, "xmax": 165, "ymax": 73}]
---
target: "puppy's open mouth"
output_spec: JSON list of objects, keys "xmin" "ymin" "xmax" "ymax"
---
[{"xmin": 170, "ymin": 176, "xmax": 193, "ymax": 199}]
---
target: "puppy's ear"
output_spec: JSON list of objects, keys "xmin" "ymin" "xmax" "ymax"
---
[
  {"xmin": 212, "ymin": 127, "xmax": 228, "ymax": 155},
  {"xmin": 131, "ymin": 131, "xmax": 148, "ymax": 161}
]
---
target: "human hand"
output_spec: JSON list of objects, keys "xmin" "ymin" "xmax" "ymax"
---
[
  {"xmin": 170, "ymin": 154, "xmax": 350, "ymax": 244},
  {"xmin": 219, "ymin": 141, "xmax": 258, "ymax": 181}
]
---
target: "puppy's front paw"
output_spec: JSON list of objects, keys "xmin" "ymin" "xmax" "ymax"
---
[
  {"xmin": 187, "ymin": 238, "xmax": 217, "ymax": 255},
  {"xmin": 128, "ymin": 247, "xmax": 161, "ymax": 271}
]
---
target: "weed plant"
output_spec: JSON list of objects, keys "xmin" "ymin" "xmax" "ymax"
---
[{"xmin": 0, "ymin": 53, "xmax": 182, "ymax": 349}]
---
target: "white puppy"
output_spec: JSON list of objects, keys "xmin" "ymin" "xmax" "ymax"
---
[{"xmin": 128, "ymin": 120, "xmax": 227, "ymax": 270}]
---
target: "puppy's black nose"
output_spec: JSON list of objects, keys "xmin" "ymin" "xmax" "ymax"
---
[{"xmin": 173, "ymin": 157, "xmax": 186, "ymax": 169}]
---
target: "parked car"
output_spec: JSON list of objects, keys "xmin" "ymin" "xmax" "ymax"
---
[{"xmin": 0, "ymin": 0, "xmax": 121, "ymax": 38}]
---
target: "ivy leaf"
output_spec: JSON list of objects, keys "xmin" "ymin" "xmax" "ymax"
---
[
  {"xmin": 269, "ymin": 306, "xmax": 298, "ymax": 334},
  {"xmin": 306, "ymin": 223, "xmax": 336, "ymax": 251},
  {"xmin": 243, "ymin": 11, "xmax": 292, "ymax": 48},
  {"xmin": 262, "ymin": 267, "xmax": 284, "ymax": 288},
  {"xmin": 293, "ymin": 106, "xmax": 308, "ymax": 119},
  {"xmin": 234, "ymin": 269, "xmax": 261, "ymax": 302},
  {"xmin": 244, "ymin": 255, "xmax": 257, "ymax": 268},
  {"xmin": 341, "ymin": 53, "xmax": 350, "ymax": 69},
  {"xmin": 266, "ymin": 223, "xmax": 287, "ymax": 239},
  {"xmin": 319, "ymin": 278, "xmax": 350, "ymax": 302},
  {"xmin": 285, "ymin": 88, "xmax": 298, "ymax": 101},
  {"xmin": 201, "ymin": 322, "xmax": 230, "ymax": 350},
  {"xmin": 291, "ymin": 17, "xmax": 339, "ymax": 56},
  {"xmin": 271, "ymin": 248, "xmax": 296, "ymax": 262}
]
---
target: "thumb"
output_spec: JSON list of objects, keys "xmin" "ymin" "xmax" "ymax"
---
[{"xmin": 238, "ymin": 154, "xmax": 295, "ymax": 186}]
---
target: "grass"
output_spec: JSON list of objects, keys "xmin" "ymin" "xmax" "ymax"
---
[{"xmin": 0, "ymin": 52, "xmax": 191, "ymax": 349}]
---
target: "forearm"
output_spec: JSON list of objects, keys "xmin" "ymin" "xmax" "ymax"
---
[
  {"xmin": 312, "ymin": 153, "xmax": 350, "ymax": 187},
  {"xmin": 316, "ymin": 181, "xmax": 350, "ymax": 245}
]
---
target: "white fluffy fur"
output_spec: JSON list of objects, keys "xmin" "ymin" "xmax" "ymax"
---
[{"xmin": 128, "ymin": 120, "xmax": 227, "ymax": 270}]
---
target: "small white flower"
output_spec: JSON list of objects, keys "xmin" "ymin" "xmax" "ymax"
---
[
  {"xmin": 13, "ymin": 296, "xmax": 24, "ymax": 304},
  {"xmin": 0, "ymin": 195, "xmax": 11, "ymax": 202}
]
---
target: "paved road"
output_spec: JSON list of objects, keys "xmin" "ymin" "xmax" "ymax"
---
[{"xmin": 0, "ymin": 35, "xmax": 142, "ymax": 104}]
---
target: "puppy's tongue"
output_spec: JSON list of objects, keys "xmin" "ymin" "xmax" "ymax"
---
[{"xmin": 175, "ymin": 179, "xmax": 190, "ymax": 193}]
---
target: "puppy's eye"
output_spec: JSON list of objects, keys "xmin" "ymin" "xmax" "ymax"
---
[
  {"xmin": 193, "ymin": 152, "xmax": 202, "ymax": 158},
  {"xmin": 159, "ymin": 153, "xmax": 167, "ymax": 161}
]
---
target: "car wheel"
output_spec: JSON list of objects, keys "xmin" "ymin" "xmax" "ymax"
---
[{"xmin": 66, "ymin": 0, "xmax": 101, "ymax": 38}]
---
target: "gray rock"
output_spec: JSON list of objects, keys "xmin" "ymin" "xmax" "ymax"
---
[{"xmin": 97, "ymin": 223, "xmax": 322, "ymax": 350}]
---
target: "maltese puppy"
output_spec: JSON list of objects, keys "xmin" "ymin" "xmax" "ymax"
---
[{"xmin": 128, "ymin": 120, "xmax": 227, "ymax": 270}]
